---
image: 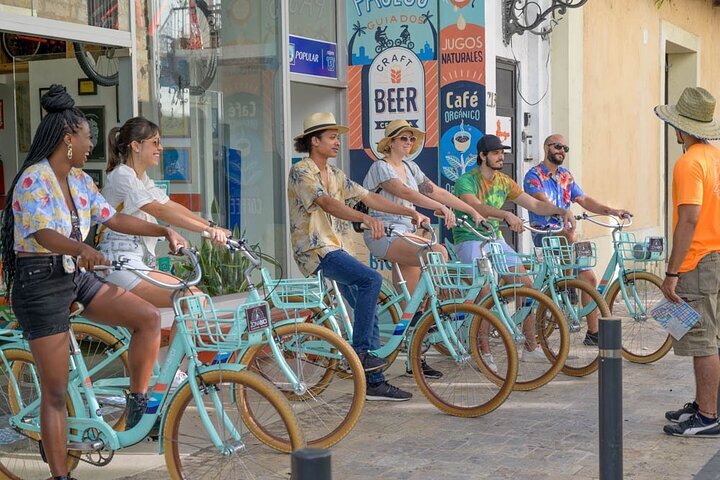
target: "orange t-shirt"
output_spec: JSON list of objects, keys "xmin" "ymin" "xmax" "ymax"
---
[{"xmin": 672, "ymin": 142, "xmax": 720, "ymax": 272}]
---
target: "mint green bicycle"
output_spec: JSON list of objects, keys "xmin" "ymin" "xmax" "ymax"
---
[{"xmin": 0, "ymin": 248, "xmax": 305, "ymax": 479}]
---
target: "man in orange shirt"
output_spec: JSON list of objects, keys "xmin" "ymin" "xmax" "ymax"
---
[{"xmin": 656, "ymin": 87, "xmax": 720, "ymax": 437}]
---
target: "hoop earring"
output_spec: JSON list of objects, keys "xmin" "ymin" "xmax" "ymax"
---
[{"xmin": 67, "ymin": 143, "xmax": 73, "ymax": 160}]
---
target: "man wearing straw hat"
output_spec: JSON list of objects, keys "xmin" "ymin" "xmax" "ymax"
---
[
  {"xmin": 289, "ymin": 112, "xmax": 429, "ymax": 401},
  {"xmin": 655, "ymin": 87, "xmax": 720, "ymax": 437}
]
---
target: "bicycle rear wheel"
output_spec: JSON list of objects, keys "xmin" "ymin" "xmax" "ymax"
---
[
  {"xmin": 239, "ymin": 323, "xmax": 364, "ymax": 450},
  {"xmin": 160, "ymin": 0, "xmax": 218, "ymax": 96},
  {"xmin": 163, "ymin": 368, "xmax": 304, "ymax": 480},
  {"xmin": 73, "ymin": 43, "xmax": 119, "ymax": 86},
  {"xmin": 542, "ymin": 279, "xmax": 610, "ymax": 376},
  {"xmin": 409, "ymin": 303, "xmax": 517, "ymax": 417},
  {"xmin": 605, "ymin": 272, "xmax": 671, "ymax": 363},
  {"xmin": 0, "ymin": 348, "xmax": 81, "ymax": 479},
  {"xmin": 481, "ymin": 287, "xmax": 568, "ymax": 391}
]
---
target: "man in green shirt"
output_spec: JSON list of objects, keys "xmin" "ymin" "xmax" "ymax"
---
[{"xmin": 452, "ymin": 134, "xmax": 574, "ymax": 363}]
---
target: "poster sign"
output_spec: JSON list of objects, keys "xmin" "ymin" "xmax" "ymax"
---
[
  {"xmin": 438, "ymin": 1, "xmax": 486, "ymax": 190},
  {"xmin": 226, "ymin": 148, "xmax": 242, "ymax": 232},
  {"xmin": 495, "ymin": 116, "xmax": 512, "ymax": 146},
  {"xmin": 289, "ymin": 35, "xmax": 337, "ymax": 79}
]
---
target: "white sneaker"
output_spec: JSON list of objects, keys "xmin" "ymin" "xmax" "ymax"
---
[
  {"xmin": 521, "ymin": 347, "xmax": 547, "ymax": 363},
  {"xmin": 481, "ymin": 353, "xmax": 498, "ymax": 373},
  {"xmin": 170, "ymin": 370, "xmax": 188, "ymax": 392}
]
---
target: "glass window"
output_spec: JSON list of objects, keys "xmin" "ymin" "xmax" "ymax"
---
[
  {"xmin": 289, "ymin": 0, "xmax": 336, "ymax": 43},
  {"xmin": 143, "ymin": 0, "xmax": 287, "ymax": 269}
]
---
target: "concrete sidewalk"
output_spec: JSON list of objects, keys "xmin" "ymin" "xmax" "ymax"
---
[{"xmin": 108, "ymin": 348, "xmax": 720, "ymax": 480}]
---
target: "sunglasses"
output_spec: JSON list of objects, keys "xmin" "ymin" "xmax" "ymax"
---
[
  {"xmin": 546, "ymin": 143, "xmax": 570, "ymax": 153},
  {"xmin": 397, "ymin": 135, "xmax": 417, "ymax": 143}
]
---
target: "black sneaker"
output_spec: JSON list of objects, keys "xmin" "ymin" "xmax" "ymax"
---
[
  {"xmin": 583, "ymin": 331, "xmax": 599, "ymax": 346},
  {"xmin": 406, "ymin": 359, "xmax": 443, "ymax": 379},
  {"xmin": 409, "ymin": 310, "xmax": 425, "ymax": 328},
  {"xmin": 124, "ymin": 392, "xmax": 149, "ymax": 431},
  {"xmin": 663, "ymin": 413, "xmax": 720, "ymax": 437},
  {"xmin": 665, "ymin": 402, "xmax": 699, "ymax": 423},
  {"xmin": 366, "ymin": 381, "xmax": 412, "ymax": 401},
  {"xmin": 358, "ymin": 352, "xmax": 387, "ymax": 372}
]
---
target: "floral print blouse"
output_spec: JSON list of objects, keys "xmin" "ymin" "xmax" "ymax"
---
[
  {"xmin": 12, "ymin": 159, "xmax": 115, "ymax": 272},
  {"xmin": 288, "ymin": 158, "xmax": 368, "ymax": 276}
]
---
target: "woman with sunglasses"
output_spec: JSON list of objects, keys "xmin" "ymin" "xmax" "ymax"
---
[{"xmin": 362, "ymin": 120, "xmax": 484, "ymax": 376}]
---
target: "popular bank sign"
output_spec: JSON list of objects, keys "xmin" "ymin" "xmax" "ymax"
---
[{"xmin": 347, "ymin": 0, "xmax": 485, "ymax": 193}]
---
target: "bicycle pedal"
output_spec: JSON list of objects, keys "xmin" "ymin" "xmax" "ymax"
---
[{"xmin": 67, "ymin": 439, "xmax": 105, "ymax": 451}]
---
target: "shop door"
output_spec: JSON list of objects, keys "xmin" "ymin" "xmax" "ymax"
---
[{"xmin": 495, "ymin": 58, "xmax": 518, "ymax": 249}]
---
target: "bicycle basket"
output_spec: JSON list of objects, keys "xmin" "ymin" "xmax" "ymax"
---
[
  {"xmin": 175, "ymin": 294, "xmax": 246, "ymax": 353},
  {"xmin": 487, "ymin": 242, "xmax": 542, "ymax": 277},
  {"xmin": 541, "ymin": 236, "xmax": 597, "ymax": 274},
  {"xmin": 263, "ymin": 271, "xmax": 326, "ymax": 310},
  {"xmin": 617, "ymin": 232, "xmax": 666, "ymax": 262},
  {"xmin": 425, "ymin": 251, "xmax": 489, "ymax": 292}
]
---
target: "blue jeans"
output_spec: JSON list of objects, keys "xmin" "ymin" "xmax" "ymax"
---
[{"xmin": 316, "ymin": 249, "xmax": 385, "ymax": 384}]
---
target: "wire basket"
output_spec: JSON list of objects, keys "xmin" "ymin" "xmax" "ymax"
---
[
  {"xmin": 425, "ymin": 251, "xmax": 489, "ymax": 292},
  {"xmin": 262, "ymin": 271, "xmax": 327, "ymax": 310},
  {"xmin": 175, "ymin": 294, "xmax": 246, "ymax": 353},
  {"xmin": 541, "ymin": 236, "xmax": 597, "ymax": 275},
  {"xmin": 487, "ymin": 242, "xmax": 543, "ymax": 277},
  {"xmin": 617, "ymin": 232, "xmax": 666, "ymax": 262}
]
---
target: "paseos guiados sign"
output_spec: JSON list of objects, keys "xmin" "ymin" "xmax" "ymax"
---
[{"xmin": 368, "ymin": 46, "xmax": 425, "ymax": 160}]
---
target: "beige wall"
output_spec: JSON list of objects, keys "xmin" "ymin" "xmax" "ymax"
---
[{"xmin": 580, "ymin": 0, "xmax": 720, "ymax": 236}]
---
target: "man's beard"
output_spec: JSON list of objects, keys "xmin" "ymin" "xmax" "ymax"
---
[
  {"xmin": 490, "ymin": 164, "xmax": 503, "ymax": 171},
  {"xmin": 549, "ymin": 154, "xmax": 564, "ymax": 165}
]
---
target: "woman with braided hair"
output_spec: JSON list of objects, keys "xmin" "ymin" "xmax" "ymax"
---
[{"xmin": 0, "ymin": 85, "xmax": 186, "ymax": 480}]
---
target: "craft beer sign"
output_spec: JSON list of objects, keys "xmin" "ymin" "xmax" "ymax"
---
[{"xmin": 368, "ymin": 47, "xmax": 425, "ymax": 159}]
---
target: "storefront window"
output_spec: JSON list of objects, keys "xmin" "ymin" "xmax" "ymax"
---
[
  {"xmin": 144, "ymin": 0, "xmax": 287, "ymax": 268},
  {"xmin": 0, "ymin": 0, "xmax": 131, "ymax": 32},
  {"xmin": 289, "ymin": 0, "xmax": 336, "ymax": 43}
]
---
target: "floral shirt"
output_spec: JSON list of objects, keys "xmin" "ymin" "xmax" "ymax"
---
[
  {"xmin": 523, "ymin": 163, "xmax": 584, "ymax": 228},
  {"xmin": 288, "ymin": 158, "xmax": 368, "ymax": 276},
  {"xmin": 13, "ymin": 159, "xmax": 116, "ymax": 272}
]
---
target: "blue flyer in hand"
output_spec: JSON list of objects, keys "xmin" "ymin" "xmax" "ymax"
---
[{"xmin": 650, "ymin": 299, "xmax": 701, "ymax": 340}]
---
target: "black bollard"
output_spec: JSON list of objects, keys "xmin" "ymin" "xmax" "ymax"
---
[
  {"xmin": 598, "ymin": 316, "xmax": 623, "ymax": 480},
  {"xmin": 291, "ymin": 448, "xmax": 332, "ymax": 480}
]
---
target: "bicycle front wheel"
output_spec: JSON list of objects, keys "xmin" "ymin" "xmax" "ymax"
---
[
  {"xmin": 163, "ymin": 368, "xmax": 304, "ymax": 480},
  {"xmin": 544, "ymin": 279, "xmax": 610, "ymax": 376},
  {"xmin": 0, "ymin": 348, "xmax": 81, "ymax": 479},
  {"xmin": 605, "ymin": 272, "xmax": 671, "ymax": 363},
  {"xmin": 73, "ymin": 43, "xmax": 119, "ymax": 86},
  {"xmin": 409, "ymin": 303, "xmax": 517, "ymax": 417},
  {"xmin": 239, "ymin": 323, "xmax": 365, "ymax": 450},
  {"xmin": 481, "ymin": 287, "xmax": 569, "ymax": 391}
]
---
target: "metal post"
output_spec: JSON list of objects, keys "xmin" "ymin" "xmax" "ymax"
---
[
  {"xmin": 291, "ymin": 448, "xmax": 332, "ymax": 480},
  {"xmin": 599, "ymin": 316, "xmax": 623, "ymax": 480}
]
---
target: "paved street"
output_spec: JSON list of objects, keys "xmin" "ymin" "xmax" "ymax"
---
[{"xmin": 96, "ymin": 346, "xmax": 720, "ymax": 479}]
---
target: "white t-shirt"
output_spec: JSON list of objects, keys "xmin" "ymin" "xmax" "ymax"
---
[
  {"xmin": 97, "ymin": 164, "xmax": 170, "ymax": 255},
  {"xmin": 363, "ymin": 159, "xmax": 426, "ymax": 228}
]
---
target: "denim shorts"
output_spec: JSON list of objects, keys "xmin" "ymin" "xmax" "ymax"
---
[
  {"xmin": 98, "ymin": 234, "xmax": 155, "ymax": 291},
  {"xmin": 363, "ymin": 223, "xmax": 414, "ymax": 260},
  {"xmin": 12, "ymin": 256, "xmax": 106, "ymax": 341}
]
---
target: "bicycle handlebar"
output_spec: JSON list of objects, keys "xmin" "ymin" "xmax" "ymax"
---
[
  {"xmin": 358, "ymin": 221, "xmax": 438, "ymax": 248},
  {"xmin": 455, "ymin": 216, "xmax": 495, "ymax": 241},
  {"xmin": 575, "ymin": 212, "xmax": 633, "ymax": 229},
  {"xmin": 523, "ymin": 220, "xmax": 564, "ymax": 235},
  {"xmin": 94, "ymin": 247, "xmax": 202, "ymax": 289},
  {"xmin": 203, "ymin": 231, "xmax": 263, "ymax": 268}
]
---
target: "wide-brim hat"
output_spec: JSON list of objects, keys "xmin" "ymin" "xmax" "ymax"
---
[
  {"xmin": 293, "ymin": 112, "xmax": 348, "ymax": 141},
  {"xmin": 377, "ymin": 119, "xmax": 425, "ymax": 156},
  {"xmin": 655, "ymin": 87, "xmax": 720, "ymax": 140}
]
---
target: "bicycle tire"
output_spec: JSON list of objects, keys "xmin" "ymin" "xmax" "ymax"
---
[
  {"xmin": 409, "ymin": 303, "xmax": 517, "ymax": 417},
  {"xmin": 162, "ymin": 368, "xmax": 304, "ymax": 479},
  {"xmin": 480, "ymin": 287, "xmax": 569, "ymax": 391},
  {"xmin": 0, "ymin": 348, "xmax": 81, "ymax": 479},
  {"xmin": 73, "ymin": 43, "xmax": 119, "ymax": 86},
  {"xmin": 605, "ymin": 272, "xmax": 672, "ymax": 363},
  {"xmin": 1, "ymin": 33, "xmax": 41, "ymax": 60},
  {"xmin": 543, "ymin": 278, "xmax": 610, "ymax": 376},
  {"xmin": 162, "ymin": 0, "xmax": 218, "ymax": 96},
  {"xmin": 70, "ymin": 322, "xmax": 130, "ymax": 429},
  {"xmin": 238, "ymin": 323, "xmax": 365, "ymax": 450}
]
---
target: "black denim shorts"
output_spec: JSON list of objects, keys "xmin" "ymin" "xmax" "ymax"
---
[{"xmin": 11, "ymin": 256, "xmax": 106, "ymax": 341}]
